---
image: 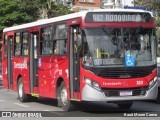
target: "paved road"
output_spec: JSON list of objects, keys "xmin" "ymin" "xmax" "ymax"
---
[{"xmin": 0, "ymin": 86, "xmax": 160, "ymax": 119}]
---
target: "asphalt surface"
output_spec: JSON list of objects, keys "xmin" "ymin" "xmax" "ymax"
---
[{"xmin": 0, "ymin": 85, "xmax": 160, "ymax": 120}]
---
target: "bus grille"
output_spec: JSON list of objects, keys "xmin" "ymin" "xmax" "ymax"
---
[
  {"xmin": 102, "ymin": 87, "xmax": 148, "ymax": 97},
  {"xmin": 97, "ymin": 66, "xmax": 155, "ymax": 78}
]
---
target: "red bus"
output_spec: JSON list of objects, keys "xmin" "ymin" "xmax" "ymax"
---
[{"xmin": 2, "ymin": 9, "xmax": 158, "ymax": 111}]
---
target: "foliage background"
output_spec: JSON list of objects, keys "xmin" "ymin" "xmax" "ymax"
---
[
  {"xmin": 134, "ymin": 0, "xmax": 160, "ymax": 38},
  {"xmin": 0, "ymin": 0, "xmax": 73, "ymax": 39}
]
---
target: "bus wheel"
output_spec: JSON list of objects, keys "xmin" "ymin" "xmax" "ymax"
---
[
  {"xmin": 117, "ymin": 102, "xmax": 133, "ymax": 109},
  {"xmin": 18, "ymin": 78, "xmax": 30, "ymax": 102},
  {"xmin": 58, "ymin": 81, "xmax": 75, "ymax": 111}
]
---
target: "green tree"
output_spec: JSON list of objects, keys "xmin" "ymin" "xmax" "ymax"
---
[
  {"xmin": 20, "ymin": 0, "xmax": 73, "ymax": 19},
  {"xmin": 134, "ymin": 0, "xmax": 160, "ymax": 12},
  {"xmin": 47, "ymin": 3, "xmax": 73, "ymax": 18},
  {"xmin": 0, "ymin": 0, "xmax": 73, "ymax": 38},
  {"xmin": 134, "ymin": 0, "xmax": 160, "ymax": 18},
  {"xmin": 37, "ymin": 0, "xmax": 73, "ymax": 18},
  {"xmin": 0, "ymin": 0, "xmax": 34, "ymax": 38},
  {"xmin": 17, "ymin": 0, "xmax": 40, "ymax": 20},
  {"xmin": 134, "ymin": 0, "xmax": 160, "ymax": 40},
  {"xmin": 156, "ymin": 17, "xmax": 160, "ymax": 27},
  {"xmin": 157, "ymin": 28, "xmax": 160, "ymax": 39}
]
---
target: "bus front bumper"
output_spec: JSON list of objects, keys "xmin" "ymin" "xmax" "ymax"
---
[{"xmin": 81, "ymin": 83, "xmax": 158, "ymax": 102}]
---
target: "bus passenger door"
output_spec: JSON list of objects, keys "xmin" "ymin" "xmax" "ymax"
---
[
  {"xmin": 69, "ymin": 25, "xmax": 81, "ymax": 100},
  {"xmin": 30, "ymin": 32, "xmax": 39, "ymax": 94},
  {"xmin": 7, "ymin": 36, "xmax": 13, "ymax": 90}
]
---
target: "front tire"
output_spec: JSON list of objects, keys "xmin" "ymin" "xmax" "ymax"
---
[
  {"xmin": 17, "ymin": 78, "xmax": 30, "ymax": 102},
  {"xmin": 57, "ymin": 81, "xmax": 75, "ymax": 111}
]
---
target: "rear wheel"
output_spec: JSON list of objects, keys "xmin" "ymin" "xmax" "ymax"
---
[
  {"xmin": 17, "ymin": 78, "xmax": 30, "ymax": 102},
  {"xmin": 57, "ymin": 81, "xmax": 75, "ymax": 111},
  {"xmin": 117, "ymin": 102, "xmax": 133, "ymax": 109}
]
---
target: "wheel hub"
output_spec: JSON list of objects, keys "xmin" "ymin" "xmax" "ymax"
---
[
  {"xmin": 60, "ymin": 87, "xmax": 67, "ymax": 105},
  {"xmin": 19, "ymin": 83, "xmax": 23, "ymax": 98}
]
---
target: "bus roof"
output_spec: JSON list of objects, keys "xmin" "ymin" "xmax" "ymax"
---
[{"xmin": 3, "ymin": 9, "xmax": 152, "ymax": 32}]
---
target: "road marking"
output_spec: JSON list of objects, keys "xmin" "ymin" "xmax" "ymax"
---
[
  {"xmin": 43, "ymin": 110, "xmax": 64, "ymax": 116},
  {"xmin": 51, "ymin": 111, "xmax": 64, "ymax": 116},
  {"xmin": 43, "ymin": 110, "xmax": 50, "ymax": 111},
  {"xmin": 14, "ymin": 103, "xmax": 30, "ymax": 108}
]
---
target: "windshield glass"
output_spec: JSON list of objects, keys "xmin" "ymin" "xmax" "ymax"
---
[{"xmin": 82, "ymin": 27, "xmax": 156, "ymax": 67}]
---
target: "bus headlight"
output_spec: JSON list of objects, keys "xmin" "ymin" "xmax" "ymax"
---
[
  {"xmin": 84, "ymin": 77, "xmax": 92, "ymax": 86},
  {"xmin": 149, "ymin": 76, "xmax": 157, "ymax": 89},
  {"xmin": 84, "ymin": 77, "xmax": 101, "ymax": 91}
]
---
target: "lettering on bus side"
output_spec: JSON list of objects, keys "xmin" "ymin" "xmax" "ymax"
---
[
  {"xmin": 103, "ymin": 82, "xmax": 122, "ymax": 86},
  {"xmin": 14, "ymin": 61, "xmax": 27, "ymax": 69}
]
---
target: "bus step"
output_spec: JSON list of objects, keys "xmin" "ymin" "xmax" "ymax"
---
[
  {"xmin": 31, "ymin": 93, "xmax": 39, "ymax": 97},
  {"xmin": 70, "ymin": 98, "xmax": 80, "ymax": 101}
]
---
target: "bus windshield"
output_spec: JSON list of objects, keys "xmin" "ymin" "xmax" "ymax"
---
[{"xmin": 82, "ymin": 27, "xmax": 156, "ymax": 67}]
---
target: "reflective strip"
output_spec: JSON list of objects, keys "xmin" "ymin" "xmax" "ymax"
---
[
  {"xmin": 31, "ymin": 93, "xmax": 39, "ymax": 97},
  {"xmin": 70, "ymin": 98, "xmax": 80, "ymax": 101}
]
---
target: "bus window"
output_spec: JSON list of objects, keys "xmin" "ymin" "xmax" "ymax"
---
[
  {"xmin": 55, "ymin": 24, "xmax": 67, "ymax": 40},
  {"xmin": 53, "ymin": 24, "xmax": 67, "ymax": 55},
  {"xmin": 53, "ymin": 40, "xmax": 59, "ymax": 54},
  {"xmin": 4, "ymin": 35, "xmax": 7, "ymax": 58},
  {"xmin": 14, "ymin": 32, "xmax": 21, "ymax": 56},
  {"xmin": 40, "ymin": 26, "xmax": 53, "ymax": 55},
  {"xmin": 22, "ymin": 32, "xmax": 29, "ymax": 56},
  {"xmin": 53, "ymin": 40, "xmax": 67, "ymax": 55}
]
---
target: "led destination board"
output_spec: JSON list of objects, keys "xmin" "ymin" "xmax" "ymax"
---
[{"xmin": 85, "ymin": 12, "xmax": 152, "ymax": 23}]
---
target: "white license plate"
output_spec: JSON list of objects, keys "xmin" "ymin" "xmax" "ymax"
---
[{"xmin": 120, "ymin": 91, "xmax": 132, "ymax": 96}]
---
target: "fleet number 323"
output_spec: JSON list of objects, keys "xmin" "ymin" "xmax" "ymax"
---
[{"xmin": 136, "ymin": 80, "xmax": 143, "ymax": 85}]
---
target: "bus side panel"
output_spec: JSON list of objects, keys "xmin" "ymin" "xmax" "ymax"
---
[
  {"xmin": 12, "ymin": 58, "xmax": 22, "ymax": 91},
  {"xmin": 38, "ymin": 56, "xmax": 56, "ymax": 98},
  {"xmin": 38, "ymin": 56, "xmax": 68, "ymax": 98},
  {"xmin": 12, "ymin": 57, "xmax": 30, "ymax": 94},
  {"xmin": 2, "ymin": 60, "xmax": 8, "ymax": 89},
  {"xmin": 2, "ymin": 34, "xmax": 8, "ymax": 89},
  {"xmin": 54, "ymin": 57, "xmax": 69, "ymax": 98},
  {"xmin": 21, "ymin": 57, "xmax": 30, "ymax": 94}
]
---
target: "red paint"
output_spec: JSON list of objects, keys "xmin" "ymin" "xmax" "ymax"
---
[
  {"xmin": 74, "ymin": 92, "xmax": 80, "ymax": 99},
  {"xmin": 2, "ymin": 11, "xmax": 157, "ymax": 103},
  {"xmin": 34, "ymin": 87, "xmax": 39, "ymax": 93}
]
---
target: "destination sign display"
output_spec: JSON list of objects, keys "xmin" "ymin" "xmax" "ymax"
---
[{"xmin": 85, "ymin": 12, "xmax": 152, "ymax": 23}]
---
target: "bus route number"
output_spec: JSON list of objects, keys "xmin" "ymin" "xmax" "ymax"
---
[{"xmin": 136, "ymin": 80, "xmax": 143, "ymax": 85}]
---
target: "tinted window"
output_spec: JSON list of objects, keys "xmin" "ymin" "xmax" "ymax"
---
[
  {"xmin": 40, "ymin": 26, "xmax": 53, "ymax": 55},
  {"xmin": 14, "ymin": 32, "xmax": 21, "ymax": 56},
  {"xmin": 22, "ymin": 31, "xmax": 29, "ymax": 56},
  {"xmin": 54, "ymin": 24, "xmax": 67, "ymax": 55},
  {"xmin": 4, "ymin": 35, "xmax": 7, "ymax": 58}
]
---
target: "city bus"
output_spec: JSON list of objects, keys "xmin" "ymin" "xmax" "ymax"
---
[{"xmin": 2, "ymin": 9, "xmax": 158, "ymax": 111}]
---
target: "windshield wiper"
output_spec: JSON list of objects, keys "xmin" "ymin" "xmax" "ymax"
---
[{"xmin": 102, "ymin": 25, "xmax": 119, "ymax": 45}]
